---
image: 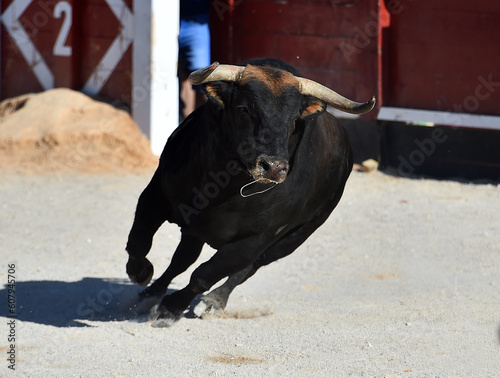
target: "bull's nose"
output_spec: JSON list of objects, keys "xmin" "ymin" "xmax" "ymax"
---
[{"xmin": 258, "ymin": 157, "xmax": 289, "ymax": 182}]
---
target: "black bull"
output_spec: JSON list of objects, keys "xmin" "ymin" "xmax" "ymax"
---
[{"xmin": 125, "ymin": 58, "xmax": 375, "ymax": 327}]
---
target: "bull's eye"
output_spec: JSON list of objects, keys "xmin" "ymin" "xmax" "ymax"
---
[{"xmin": 236, "ymin": 105, "xmax": 249, "ymax": 114}]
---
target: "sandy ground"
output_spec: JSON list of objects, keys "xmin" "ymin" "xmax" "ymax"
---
[{"xmin": 0, "ymin": 168, "xmax": 499, "ymax": 377}]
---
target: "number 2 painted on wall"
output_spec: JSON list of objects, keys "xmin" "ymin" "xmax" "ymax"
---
[{"xmin": 53, "ymin": 1, "xmax": 72, "ymax": 57}]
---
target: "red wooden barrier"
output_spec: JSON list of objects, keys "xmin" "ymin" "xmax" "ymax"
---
[
  {"xmin": 210, "ymin": 0, "xmax": 500, "ymax": 125},
  {"xmin": 1, "ymin": 0, "xmax": 133, "ymax": 105},
  {"xmin": 0, "ymin": 0, "xmax": 179, "ymax": 155}
]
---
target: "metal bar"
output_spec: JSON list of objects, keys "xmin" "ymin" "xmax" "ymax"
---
[{"xmin": 378, "ymin": 107, "xmax": 500, "ymax": 131}]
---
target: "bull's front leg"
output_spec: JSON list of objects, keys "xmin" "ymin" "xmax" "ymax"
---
[
  {"xmin": 149, "ymin": 235, "xmax": 268, "ymax": 327},
  {"xmin": 139, "ymin": 234, "xmax": 204, "ymax": 298},
  {"xmin": 126, "ymin": 170, "xmax": 169, "ymax": 286}
]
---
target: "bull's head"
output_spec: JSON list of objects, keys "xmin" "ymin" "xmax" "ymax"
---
[{"xmin": 189, "ymin": 62, "xmax": 375, "ymax": 184}]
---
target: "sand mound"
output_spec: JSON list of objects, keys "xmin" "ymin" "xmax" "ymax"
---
[{"xmin": 0, "ymin": 88, "xmax": 158, "ymax": 174}]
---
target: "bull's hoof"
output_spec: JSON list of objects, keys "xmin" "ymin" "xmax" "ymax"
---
[
  {"xmin": 192, "ymin": 296, "xmax": 227, "ymax": 318},
  {"xmin": 126, "ymin": 257, "xmax": 154, "ymax": 287},
  {"xmin": 149, "ymin": 304, "xmax": 181, "ymax": 328}
]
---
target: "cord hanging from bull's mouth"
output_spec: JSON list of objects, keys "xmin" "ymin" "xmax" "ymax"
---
[{"xmin": 240, "ymin": 179, "xmax": 278, "ymax": 198}]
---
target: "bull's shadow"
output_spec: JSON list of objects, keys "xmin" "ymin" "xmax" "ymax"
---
[{"xmin": 0, "ymin": 278, "xmax": 170, "ymax": 327}]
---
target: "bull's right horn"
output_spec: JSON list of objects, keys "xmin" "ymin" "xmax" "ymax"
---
[
  {"xmin": 297, "ymin": 77, "xmax": 376, "ymax": 115},
  {"xmin": 189, "ymin": 62, "xmax": 245, "ymax": 85}
]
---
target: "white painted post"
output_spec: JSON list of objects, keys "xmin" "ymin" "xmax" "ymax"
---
[{"xmin": 133, "ymin": 0, "xmax": 179, "ymax": 156}]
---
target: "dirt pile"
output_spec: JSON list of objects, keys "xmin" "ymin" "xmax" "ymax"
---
[{"xmin": 0, "ymin": 89, "xmax": 158, "ymax": 174}]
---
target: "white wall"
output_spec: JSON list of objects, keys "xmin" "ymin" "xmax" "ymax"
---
[{"xmin": 133, "ymin": 0, "xmax": 179, "ymax": 156}]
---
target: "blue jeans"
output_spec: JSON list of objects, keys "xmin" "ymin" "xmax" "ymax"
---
[{"xmin": 179, "ymin": 20, "xmax": 211, "ymax": 73}]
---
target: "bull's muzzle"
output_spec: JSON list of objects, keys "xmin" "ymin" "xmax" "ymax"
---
[{"xmin": 250, "ymin": 156, "xmax": 289, "ymax": 184}]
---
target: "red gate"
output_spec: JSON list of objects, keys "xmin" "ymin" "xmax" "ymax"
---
[{"xmin": 1, "ymin": 0, "xmax": 133, "ymax": 105}]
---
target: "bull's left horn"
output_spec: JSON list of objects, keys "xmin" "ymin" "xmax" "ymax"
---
[
  {"xmin": 297, "ymin": 77, "xmax": 376, "ymax": 115},
  {"xmin": 189, "ymin": 62, "xmax": 245, "ymax": 85}
]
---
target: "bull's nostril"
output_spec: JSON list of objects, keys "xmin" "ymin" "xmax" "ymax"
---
[
  {"xmin": 253, "ymin": 158, "xmax": 289, "ymax": 183},
  {"xmin": 259, "ymin": 160, "xmax": 271, "ymax": 172},
  {"xmin": 258, "ymin": 158, "xmax": 289, "ymax": 176}
]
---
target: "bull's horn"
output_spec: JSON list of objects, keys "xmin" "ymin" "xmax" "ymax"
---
[
  {"xmin": 190, "ymin": 63, "xmax": 376, "ymax": 115},
  {"xmin": 189, "ymin": 62, "xmax": 245, "ymax": 85},
  {"xmin": 297, "ymin": 77, "xmax": 376, "ymax": 115}
]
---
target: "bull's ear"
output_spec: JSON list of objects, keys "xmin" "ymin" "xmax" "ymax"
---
[
  {"xmin": 300, "ymin": 96, "xmax": 326, "ymax": 118},
  {"xmin": 203, "ymin": 82, "xmax": 231, "ymax": 109}
]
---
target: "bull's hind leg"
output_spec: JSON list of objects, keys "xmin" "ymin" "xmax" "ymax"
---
[
  {"xmin": 126, "ymin": 170, "xmax": 169, "ymax": 286},
  {"xmin": 192, "ymin": 266, "xmax": 253, "ymax": 316},
  {"xmin": 148, "ymin": 235, "xmax": 267, "ymax": 327},
  {"xmin": 193, "ymin": 211, "xmax": 338, "ymax": 317}
]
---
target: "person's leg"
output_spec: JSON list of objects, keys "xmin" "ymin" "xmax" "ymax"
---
[{"xmin": 178, "ymin": 20, "xmax": 210, "ymax": 118}]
